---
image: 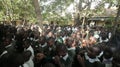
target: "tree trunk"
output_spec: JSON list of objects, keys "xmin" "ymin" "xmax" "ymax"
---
[
  {"xmin": 109, "ymin": 5, "xmax": 120, "ymax": 42},
  {"xmin": 33, "ymin": 0, "xmax": 43, "ymax": 29},
  {"xmin": 113, "ymin": 5, "xmax": 120, "ymax": 35}
]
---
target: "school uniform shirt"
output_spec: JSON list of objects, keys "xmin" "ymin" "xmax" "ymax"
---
[
  {"xmin": 67, "ymin": 47, "xmax": 76, "ymax": 60},
  {"xmin": 60, "ymin": 53, "xmax": 73, "ymax": 67},
  {"xmin": 23, "ymin": 58, "xmax": 34, "ymax": 67},
  {"xmin": 27, "ymin": 45, "xmax": 34, "ymax": 60},
  {"xmin": 73, "ymin": 52, "xmax": 102, "ymax": 67},
  {"xmin": 84, "ymin": 52, "xmax": 105, "ymax": 67},
  {"xmin": 102, "ymin": 57, "xmax": 113, "ymax": 67},
  {"xmin": 23, "ymin": 45, "xmax": 34, "ymax": 67},
  {"xmin": 0, "ymin": 43, "xmax": 17, "ymax": 67}
]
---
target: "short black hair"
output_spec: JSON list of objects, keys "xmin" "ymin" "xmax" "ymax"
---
[
  {"xmin": 43, "ymin": 63, "xmax": 55, "ymax": 67},
  {"xmin": 103, "ymin": 47, "xmax": 113, "ymax": 59}
]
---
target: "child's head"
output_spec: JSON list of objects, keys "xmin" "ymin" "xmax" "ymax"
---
[
  {"xmin": 113, "ymin": 51, "xmax": 120, "ymax": 67},
  {"xmin": 87, "ymin": 46, "xmax": 100, "ymax": 59},
  {"xmin": 43, "ymin": 63, "xmax": 55, "ymax": 67},
  {"xmin": 22, "ymin": 39, "xmax": 31, "ymax": 49},
  {"xmin": 103, "ymin": 47, "xmax": 113, "ymax": 59},
  {"xmin": 47, "ymin": 37, "xmax": 55, "ymax": 46},
  {"xmin": 56, "ymin": 44, "xmax": 68, "ymax": 57},
  {"xmin": 39, "ymin": 36, "xmax": 46, "ymax": 45}
]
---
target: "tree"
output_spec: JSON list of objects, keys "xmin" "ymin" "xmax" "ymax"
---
[
  {"xmin": 112, "ymin": 5, "xmax": 120, "ymax": 35},
  {"xmin": 33, "ymin": 0, "xmax": 43, "ymax": 29},
  {"xmin": 0, "ymin": 0, "xmax": 120, "ymax": 26},
  {"xmin": 40, "ymin": 0, "xmax": 74, "ymax": 25},
  {"xmin": 0, "ymin": 0, "xmax": 37, "ymax": 24}
]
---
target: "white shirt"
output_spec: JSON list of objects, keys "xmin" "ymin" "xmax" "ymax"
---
[
  {"xmin": 23, "ymin": 45, "xmax": 34, "ymax": 67},
  {"xmin": 27, "ymin": 46, "xmax": 34, "ymax": 60},
  {"xmin": 85, "ymin": 52, "xmax": 100, "ymax": 63},
  {"xmin": 23, "ymin": 59, "xmax": 34, "ymax": 67}
]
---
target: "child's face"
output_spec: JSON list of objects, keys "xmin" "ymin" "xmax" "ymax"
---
[
  {"xmin": 58, "ymin": 51, "xmax": 67, "ymax": 57},
  {"xmin": 3, "ymin": 38, "xmax": 11, "ymax": 46},
  {"xmin": 23, "ymin": 41, "xmax": 29, "ymax": 48},
  {"xmin": 48, "ymin": 39, "xmax": 54, "ymax": 46},
  {"xmin": 113, "ymin": 62, "xmax": 120, "ymax": 67},
  {"xmin": 88, "ymin": 47, "xmax": 99, "ymax": 58}
]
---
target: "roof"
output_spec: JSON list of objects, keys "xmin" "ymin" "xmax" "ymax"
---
[{"xmin": 88, "ymin": 17, "xmax": 115, "ymax": 21}]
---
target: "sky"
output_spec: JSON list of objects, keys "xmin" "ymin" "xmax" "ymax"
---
[
  {"xmin": 66, "ymin": 0, "xmax": 103, "ymax": 13},
  {"xmin": 41, "ymin": 0, "xmax": 117, "ymax": 17},
  {"xmin": 66, "ymin": 0, "xmax": 117, "ymax": 12},
  {"xmin": 42, "ymin": 0, "xmax": 103, "ymax": 12}
]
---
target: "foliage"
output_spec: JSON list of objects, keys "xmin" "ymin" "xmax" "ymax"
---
[
  {"xmin": 0, "ymin": 0, "xmax": 37, "ymax": 23},
  {"xmin": 40, "ymin": 0, "xmax": 74, "ymax": 25},
  {"xmin": 0, "ymin": 0, "xmax": 120, "ymax": 25}
]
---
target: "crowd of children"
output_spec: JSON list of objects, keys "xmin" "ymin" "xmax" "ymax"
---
[{"xmin": 0, "ymin": 23, "xmax": 120, "ymax": 67}]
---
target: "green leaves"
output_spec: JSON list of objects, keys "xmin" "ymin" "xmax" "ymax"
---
[
  {"xmin": 0, "ymin": 0, "xmax": 119, "ymax": 25},
  {"xmin": 0, "ymin": 0, "xmax": 36, "ymax": 24},
  {"xmin": 40, "ymin": 0, "xmax": 74, "ymax": 25}
]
